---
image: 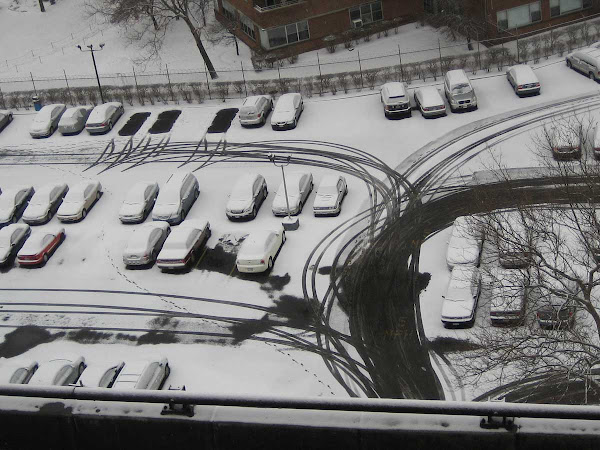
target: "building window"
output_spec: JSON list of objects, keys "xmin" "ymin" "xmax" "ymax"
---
[
  {"xmin": 266, "ymin": 20, "xmax": 309, "ymax": 48},
  {"xmin": 239, "ymin": 13, "xmax": 256, "ymax": 40},
  {"xmin": 424, "ymin": 0, "xmax": 436, "ymax": 14},
  {"xmin": 222, "ymin": 0, "xmax": 236, "ymax": 21},
  {"xmin": 550, "ymin": 0, "xmax": 591, "ymax": 17},
  {"xmin": 349, "ymin": 1, "xmax": 383, "ymax": 28},
  {"xmin": 497, "ymin": 2, "xmax": 541, "ymax": 31}
]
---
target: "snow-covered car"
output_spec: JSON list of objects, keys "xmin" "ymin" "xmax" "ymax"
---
[
  {"xmin": 594, "ymin": 124, "xmax": 600, "ymax": 160},
  {"xmin": 56, "ymin": 180, "xmax": 102, "ymax": 222},
  {"xmin": 506, "ymin": 64, "xmax": 540, "ymax": 97},
  {"xmin": 226, "ymin": 173, "xmax": 268, "ymax": 220},
  {"xmin": 239, "ymin": 95, "xmax": 273, "ymax": 126},
  {"xmin": 123, "ymin": 221, "xmax": 170, "ymax": 267},
  {"xmin": 489, "ymin": 268, "xmax": 527, "ymax": 325},
  {"xmin": 0, "ymin": 360, "xmax": 38, "ymax": 384},
  {"xmin": 236, "ymin": 227, "xmax": 286, "ymax": 273},
  {"xmin": 17, "ymin": 226, "xmax": 65, "ymax": 267},
  {"xmin": 494, "ymin": 212, "xmax": 535, "ymax": 269},
  {"xmin": 156, "ymin": 219, "xmax": 210, "ymax": 270},
  {"xmin": 545, "ymin": 122, "xmax": 582, "ymax": 160},
  {"xmin": 77, "ymin": 360, "xmax": 125, "ymax": 388},
  {"xmin": 29, "ymin": 103, "xmax": 66, "ymax": 138},
  {"xmin": 58, "ymin": 106, "xmax": 92, "ymax": 135},
  {"xmin": 152, "ymin": 172, "xmax": 199, "ymax": 225},
  {"xmin": 441, "ymin": 265, "xmax": 481, "ymax": 327},
  {"xmin": 22, "ymin": 182, "xmax": 69, "ymax": 225},
  {"xmin": 414, "ymin": 86, "xmax": 447, "ymax": 118},
  {"xmin": 446, "ymin": 216, "xmax": 483, "ymax": 269},
  {"xmin": 271, "ymin": 93, "xmax": 304, "ymax": 130},
  {"xmin": 380, "ymin": 82, "xmax": 411, "ymax": 118},
  {"xmin": 119, "ymin": 181, "xmax": 159, "ymax": 224},
  {"xmin": 112, "ymin": 357, "xmax": 170, "ymax": 390},
  {"xmin": 566, "ymin": 48, "xmax": 600, "ymax": 81},
  {"xmin": 271, "ymin": 171, "xmax": 313, "ymax": 216},
  {"xmin": 0, "ymin": 223, "xmax": 31, "ymax": 266},
  {"xmin": 444, "ymin": 69, "xmax": 477, "ymax": 112},
  {"xmin": 313, "ymin": 174, "xmax": 347, "ymax": 216},
  {"xmin": 0, "ymin": 110, "xmax": 13, "ymax": 133},
  {"xmin": 0, "ymin": 185, "xmax": 34, "ymax": 226},
  {"xmin": 537, "ymin": 277, "xmax": 578, "ymax": 329},
  {"xmin": 85, "ymin": 102, "xmax": 124, "ymax": 134},
  {"xmin": 28, "ymin": 356, "xmax": 86, "ymax": 386}
]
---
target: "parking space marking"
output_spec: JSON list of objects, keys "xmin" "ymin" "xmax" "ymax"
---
[{"xmin": 194, "ymin": 246, "xmax": 208, "ymax": 269}]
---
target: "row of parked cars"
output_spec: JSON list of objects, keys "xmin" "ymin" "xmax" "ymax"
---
[{"xmin": 0, "ymin": 355, "xmax": 170, "ymax": 390}]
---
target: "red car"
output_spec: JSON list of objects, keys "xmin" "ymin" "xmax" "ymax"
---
[{"xmin": 17, "ymin": 227, "xmax": 65, "ymax": 267}]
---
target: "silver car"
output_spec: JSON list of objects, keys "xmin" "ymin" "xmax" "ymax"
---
[
  {"xmin": 28, "ymin": 356, "xmax": 86, "ymax": 386},
  {"xmin": 29, "ymin": 103, "xmax": 66, "ymax": 138},
  {"xmin": 0, "ymin": 110, "xmax": 13, "ymax": 133},
  {"xmin": 58, "ymin": 106, "xmax": 92, "ymax": 135},
  {"xmin": 0, "ymin": 185, "xmax": 34, "ymax": 226},
  {"xmin": 239, "ymin": 95, "xmax": 273, "ymax": 126},
  {"xmin": 566, "ymin": 48, "xmax": 600, "ymax": 81},
  {"xmin": 271, "ymin": 93, "xmax": 304, "ymax": 130},
  {"xmin": 0, "ymin": 360, "xmax": 38, "ymax": 384},
  {"xmin": 506, "ymin": 65, "xmax": 540, "ymax": 97},
  {"xmin": 152, "ymin": 172, "xmax": 199, "ymax": 225},
  {"xmin": 313, "ymin": 175, "xmax": 347, "ymax": 216},
  {"xmin": 0, "ymin": 223, "xmax": 31, "ymax": 266},
  {"xmin": 226, "ymin": 173, "xmax": 268, "ymax": 220},
  {"xmin": 56, "ymin": 180, "xmax": 102, "ymax": 222},
  {"xmin": 123, "ymin": 221, "xmax": 170, "ymax": 267},
  {"xmin": 414, "ymin": 87, "xmax": 447, "ymax": 118},
  {"xmin": 78, "ymin": 360, "xmax": 125, "ymax": 388},
  {"xmin": 119, "ymin": 181, "xmax": 159, "ymax": 224},
  {"xmin": 22, "ymin": 182, "xmax": 69, "ymax": 225},
  {"xmin": 112, "ymin": 357, "xmax": 170, "ymax": 390},
  {"xmin": 271, "ymin": 171, "xmax": 313, "ymax": 216},
  {"xmin": 86, "ymin": 102, "xmax": 124, "ymax": 134}
]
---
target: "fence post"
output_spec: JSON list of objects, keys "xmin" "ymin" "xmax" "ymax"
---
[
  {"xmin": 63, "ymin": 69, "xmax": 73, "ymax": 105},
  {"xmin": 357, "ymin": 50, "xmax": 364, "ymax": 88},
  {"xmin": 166, "ymin": 63, "xmax": 174, "ymax": 102},
  {"xmin": 477, "ymin": 31, "xmax": 482, "ymax": 71},
  {"xmin": 438, "ymin": 39, "xmax": 443, "ymax": 73},
  {"xmin": 132, "ymin": 66, "xmax": 139, "ymax": 91},
  {"xmin": 204, "ymin": 61, "xmax": 211, "ymax": 100},
  {"xmin": 516, "ymin": 28, "xmax": 520, "ymax": 63},
  {"xmin": 398, "ymin": 45, "xmax": 404, "ymax": 82},
  {"xmin": 0, "ymin": 84, "xmax": 4, "ymax": 110},
  {"xmin": 317, "ymin": 53, "xmax": 323, "ymax": 95},
  {"xmin": 241, "ymin": 62, "xmax": 248, "ymax": 97},
  {"xmin": 30, "ymin": 72, "xmax": 37, "ymax": 96},
  {"xmin": 277, "ymin": 65, "xmax": 281, "ymax": 82}
]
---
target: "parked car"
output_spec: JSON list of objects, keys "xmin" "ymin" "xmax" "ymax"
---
[
  {"xmin": 271, "ymin": 171, "xmax": 313, "ymax": 216},
  {"xmin": 156, "ymin": 219, "xmax": 211, "ymax": 270},
  {"xmin": 28, "ymin": 356, "xmax": 86, "ymax": 386},
  {"xmin": 0, "ymin": 185, "xmax": 34, "ymax": 226},
  {"xmin": 29, "ymin": 103, "xmax": 66, "ymax": 138},
  {"xmin": 58, "ymin": 106, "xmax": 92, "ymax": 135},
  {"xmin": 78, "ymin": 360, "xmax": 125, "ymax": 388},
  {"xmin": 544, "ymin": 122, "xmax": 582, "ymax": 160},
  {"xmin": 494, "ymin": 212, "xmax": 535, "ymax": 269},
  {"xmin": 0, "ymin": 360, "xmax": 38, "ymax": 384},
  {"xmin": 152, "ymin": 172, "xmax": 199, "ymax": 225},
  {"xmin": 226, "ymin": 173, "xmax": 268, "ymax": 220},
  {"xmin": 236, "ymin": 227, "xmax": 286, "ymax": 273},
  {"xmin": 239, "ymin": 95, "xmax": 273, "ymax": 126},
  {"xmin": 271, "ymin": 93, "xmax": 303, "ymax": 130},
  {"xmin": 566, "ymin": 48, "xmax": 600, "ymax": 81},
  {"xmin": 446, "ymin": 216, "xmax": 483, "ymax": 269},
  {"xmin": 86, "ymin": 102, "xmax": 124, "ymax": 134},
  {"xmin": 414, "ymin": 86, "xmax": 447, "ymax": 118},
  {"xmin": 313, "ymin": 174, "xmax": 347, "ymax": 216},
  {"xmin": 123, "ymin": 221, "xmax": 170, "ymax": 267},
  {"xmin": 594, "ymin": 124, "xmax": 600, "ymax": 160},
  {"xmin": 56, "ymin": 180, "xmax": 102, "ymax": 222},
  {"xmin": 506, "ymin": 65, "xmax": 540, "ymax": 97},
  {"xmin": 22, "ymin": 182, "xmax": 69, "ymax": 225},
  {"xmin": 441, "ymin": 265, "xmax": 481, "ymax": 327},
  {"xmin": 0, "ymin": 223, "xmax": 31, "ymax": 266},
  {"xmin": 17, "ymin": 226, "xmax": 65, "ymax": 266},
  {"xmin": 537, "ymin": 277, "xmax": 578, "ymax": 329},
  {"xmin": 444, "ymin": 69, "xmax": 477, "ymax": 112},
  {"xmin": 380, "ymin": 82, "xmax": 411, "ymax": 118},
  {"xmin": 119, "ymin": 181, "xmax": 159, "ymax": 224},
  {"xmin": 0, "ymin": 110, "xmax": 13, "ymax": 133},
  {"xmin": 112, "ymin": 357, "xmax": 170, "ymax": 390},
  {"xmin": 489, "ymin": 268, "xmax": 527, "ymax": 325}
]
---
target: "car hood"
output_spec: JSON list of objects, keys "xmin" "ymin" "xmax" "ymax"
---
[
  {"xmin": 119, "ymin": 203, "xmax": 145, "ymax": 217},
  {"xmin": 441, "ymin": 298, "xmax": 474, "ymax": 319},
  {"xmin": 153, "ymin": 203, "xmax": 179, "ymax": 218},
  {"xmin": 125, "ymin": 244, "xmax": 149, "ymax": 256},
  {"xmin": 271, "ymin": 110, "xmax": 294, "ymax": 123},
  {"xmin": 237, "ymin": 251, "xmax": 265, "ymax": 261},
  {"xmin": 57, "ymin": 201, "xmax": 83, "ymax": 216},
  {"xmin": 272, "ymin": 193, "xmax": 299, "ymax": 210},
  {"xmin": 0, "ymin": 246, "xmax": 11, "ymax": 262},
  {"xmin": 0, "ymin": 206, "xmax": 15, "ymax": 223},
  {"xmin": 59, "ymin": 118, "xmax": 78, "ymax": 127},
  {"xmin": 313, "ymin": 194, "xmax": 337, "ymax": 208},
  {"xmin": 157, "ymin": 247, "xmax": 189, "ymax": 260},
  {"xmin": 23, "ymin": 203, "xmax": 49, "ymax": 220},
  {"xmin": 226, "ymin": 198, "xmax": 251, "ymax": 212},
  {"xmin": 30, "ymin": 122, "xmax": 51, "ymax": 132},
  {"xmin": 446, "ymin": 244, "xmax": 479, "ymax": 266}
]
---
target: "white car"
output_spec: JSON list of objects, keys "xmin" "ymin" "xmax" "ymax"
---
[
  {"xmin": 414, "ymin": 86, "xmax": 446, "ymax": 118},
  {"xmin": 56, "ymin": 180, "xmax": 102, "ymax": 222},
  {"xmin": 441, "ymin": 265, "xmax": 481, "ymax": 327},
  {"xmin": 380, "ymin": 82, "xmax": 411, "ymax": 118},
  {"xmin": 0, "ymin": 109, "xmax": 13, "ymax": 133},
  {"xmin": 123, "ymin": 221, "xmax": 170, "ymax": 267},
  {"xmin": 0, "ymin": 223, "xmax": 31, "ymax": 266},
  {"xmin": 156, "ymin": 219, "xmax": 211, "ymax": 270},
  {"xmin": 271, "ymin": 171, "xmax": 313, "ymax": 216},
  {"xmin": 119, "ymin": 181, "xmax": 159, "ymax": 224},
  {"xmin": 239, "ymin": 95, "xmax": 273, "ymax": 126},
  {"xmin": 85, "ymin": 102, "xmax": 124, "ymax": 134},
  {"xmin": 490, "ymin": 268, "xmax": 527, "ymax": 325},
  {"xmin": 0, "ymin": 360, "xmax": 38, "ymax": 384},
  {"xmin": 112, "ymin": 357, "xmax": 170, "ymax": 390},
  {"xmin": 313, "ymin": 174, "xmax": 348, "ymax": 216},
  {"xmin": 29, "ymin": 103, "xmax": 66, "ymax": 138},
  {"xmin": 506, "ymin": 64, "xmax": 540, "ymax": 97},
  {"xmin": 77, "ymin": 360, "xmax": 125, "ymax": 388},
  {"xmin": 58, "ymin": 106, "xmax": 92, "ymax": 135},
  {"xmin": 446, "ymin": 216, "xmax": 483, "ymax": 269},
  {"xmin": 28, "ymin": 356, "xmax": 86, "ymax": 386},
  {"xmin": 545, "ymin": 122, "xmax": 582, "ymax": 161},
  {"xmin": 22, "ymin": 182, "xmax": 69, "ymax": 225},
  {"xmin": 226, "ymin": 173, "xmax": 268, "ymax": 220},
  {"xmin": 152, "ymin": 172, "xmax": 199, "ymax": 225},
  {"xmin": 271, "ymin": 93, "xmax": 304, "ymax": 130},
  {"xmin": 17, "ymin": 226, "xmax": 65, "ymax": 267},
  {"xmin": 0, "ymin": 185, "xmax": 34, "ymax": 226},
  {"xmin": 236, "ymin": 227, "xmax": 286, "ymax": 273}
]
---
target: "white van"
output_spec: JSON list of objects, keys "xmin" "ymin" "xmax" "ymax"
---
[
  {"xmin": 444, "ymin": 69, "xmax": 477, "ymax": 112},
  {"xmin": 566, "ymin": 48, "xmax": 600, "ymax": 81}
]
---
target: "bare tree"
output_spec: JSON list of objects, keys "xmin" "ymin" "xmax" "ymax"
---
[
  {"xmin": 206, "ymin": 12, "xmax": 240, "ymax": 56},
  {"xmin": 86, "ymin": 0, "xmax": 218, "ymax": 79},
  {"xmin": 426, "ymin": 0, "xmax": 485, "ymax": 50}
]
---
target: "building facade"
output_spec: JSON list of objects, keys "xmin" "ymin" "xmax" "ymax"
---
[{"xmin": 215, "ymin": 0, "xmax": 423, "ymax": 55}]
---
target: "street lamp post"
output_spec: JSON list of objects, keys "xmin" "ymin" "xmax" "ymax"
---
[
  {"xmin": 77, "ymin": 44, "xmax": 105, "ymax": 103},
  {"xmin": 269, "ymin": 153, "xmax": 299, "ymax": 231}
]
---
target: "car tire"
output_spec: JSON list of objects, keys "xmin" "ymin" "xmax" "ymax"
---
[
  {"xmin": 194, "ymin": 188, "xmax": 199, "ymax": 200},
  {"xmin": 293, "ymin": 118, "xmax": 297, "ymax": 129},
  {"xmin": 282, "ymin": 231, "xmax": 286, "ymax": 243},
  {"xmin": 298, "ymin": 201, "xmax": 303, "ymax": 213},
  {"xmin": 42, "ymin": 253, "xmax": 48, "ymax": 266},
  {"xmin": 251, "ymin": 205, "xmax": 257, "ymax": 219},
  {"xmin": 109, "ymin": 121, "xmax": 113, "ymax": 131},
  {"xmin": 590, "ymin": 72, "xmax": 597, "ymax": 81},
  {"xmin": 82, "ymin": 208, "xmax": 87, "ymax": 220},
  {"xmin": 268, "ymin": 257, "xmax": 273, "ymax": 269}
]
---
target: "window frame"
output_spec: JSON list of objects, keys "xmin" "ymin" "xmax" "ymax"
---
[
  {"xmin": 266, "ymin": 20, "xmax": 310, "ymax": 49},
  {"xmin": 349, "ymin": 1, "xmax": 384, "ymax": 28},
  {"xmin": 496, "ymin": 1, "xmax": 541, "ymax": 31},
  {"xmin": 550, "ymin": 0, "xmax": 590, "ymax": 17}
]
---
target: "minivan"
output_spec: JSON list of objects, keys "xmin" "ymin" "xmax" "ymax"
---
[
  {"xmin": 566, "ymin": 48, "xmax": 600, "ymax": 81},
  {"xmin": 152, "ymin": 172, "xmax": 199, "ymax": 225},
  {"xmin": 239, "ymin": 95, "xmax": 273, "ymax": 126},
  {"xmin": 444, "ymin": 69, "xmax": 477, "ymax": 112}
]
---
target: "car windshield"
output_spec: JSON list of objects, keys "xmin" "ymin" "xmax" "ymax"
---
[
  {"xmin": 124, "ymin": 188, "xmax": 144, "ymax": 204},
  {"xmin": 452, "ymin": 83, "xmax": 470, "ymax": 92},
  {"xmin": 231, "ymin": 184, "xmax": 252, "ymax": 200},
  {"xmin": 318, "ymin": 185, "xmax": 337, "ymax": 196}
]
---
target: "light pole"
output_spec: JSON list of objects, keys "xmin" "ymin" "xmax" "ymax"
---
[
  {"xmin": 269, "ymin": 153, "xmax": 299, "ymax": 231},
  {"xmin": 77, "ymin": 43, "xmax": 105, "ymax": 103}
]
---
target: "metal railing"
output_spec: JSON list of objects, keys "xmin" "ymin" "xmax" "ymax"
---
[{"xmin": 254, "ymin": 0, "xmax": 302, "ymax": 13}]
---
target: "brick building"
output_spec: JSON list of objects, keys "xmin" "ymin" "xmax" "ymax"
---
[{"xmin": 214, "ymin": 0, "xmax": 422, "ymax": 55}]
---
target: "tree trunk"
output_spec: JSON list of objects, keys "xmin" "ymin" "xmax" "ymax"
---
[
  {"xmin": 38, "ymin": 0, "xmax": 45, "ymax": 12},
  {"xmin": 234, "ymin": 35, "xmax": 239, "ymax": 56},
  {"xmin": 183, "ymin": 17, "xmax": 218, "ymax": 79},
  {"xmin": 151, "ymin": 14, "xmax": 159, "ymax": 31}
]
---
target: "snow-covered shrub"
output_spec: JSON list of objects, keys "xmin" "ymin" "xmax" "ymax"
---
[
  {"xmin": 303, "ymin": 77, "xmax": 314, "ymax": 98},
  {"xmin": 73, "ymin": 88, "xmax": 86, "ymax": 106},
  {"xmin": 277, "ymin": 78, "xmax": 291, "ymax": 95},
  {"xmin": 44, "ymin": 89, "xmax": 59, "ymax": 104},
  {"xmin": 414, "ymin": 61, "xmax": 425, "ymax": 81},
  {"xmin": 336, "ymin": 73, "xmax": 349, "ymax": 93},
  {"xmin": 8, "ymin": 94, "xmax": 19, "ymax": 110},
  {"xmin": 190, "ymin": 83, "xmax": 205, "ymax": 103},
  {"xmin": 344, "ymin": 38, "xmax": 353, "ymax": 49},
  {"xmin": 566, "ymin": 25, "xmax": 579, "ymax": 51},
  {"xmin": 232, "ymin": 81, "xmax": 245, "ymax": 97},
  {"xmin": 517, "ymin": 39, "xmax": 529, "ymax": 63},
  {"xmin": 555, "ymin": 40, "xmax": 566, "ymax": 57},
  {"xmin": 0, "ymin": 91, "xmax": 5, "ymax": 109},
  {"xmin": 425, "ymin": 59, "xmax": 438, "ymax": 80},
  {"xmin": 149, "ymin": 85, "xmax": 162, "ymax": 104},
  {"xmin": 499, "ymin": 47, "xmax": 513, "ymax": 69},
  {"xmin": 56, "ymin": 89, "xmax": 71, "ymax": 106},
  {"xmin": 87, "ymin": 88, "xmax": 98, "ymax": 105},
  {"xmin": 363, "ymin": 33, "xmax": 371, "ymax": 42},
  {"xmin": 542, "ymin": 34, "xmax": 552, "ymax": 59},
  {"xmin": 177, "ymin": 85, "xmax": 192, "ymax": 104},
  {"xmin": 380, "ymin": 67, "xmax": 393, "ymax": 83},
  {"xmin": 287, "ymin": 54, "xmax": 298, "ymax": 64},
  {"xmin": 215, "ymin": 82, "xmax": 230, "ymax": 102},
  {"xmin": 457, "ymin": 54, "xmax": 469, "ymax": 71},
  {"xmin": 364, "ymin": 69, "xmax": 379, "ymax": 89},
  {"xmin": 531, "ymin": 37, "xmax": 542, "ymax": 64},
  {"xmin": 440, "ymin": 56, "xmax": 453, "ymax": 74},
  {"xmin": 249, "ymin": 80, "xmax": 268, "ymax": 96},
  {"xmin": 122, "ymin": 86, "xmax": 134, "ymax": 106},
  {"xmin": 350, "ymin": 72, "xmax": 363, "ymax": 90},
  {"xmin": 581, "ymin": 21, "xmax": 592, "ymax": 46},
  {"xmin": 136, "ymin": 86, "xmax": 147, "ymax": 106},
  {"xmin": 329, "ymin": 77, "xmax": 338, "ymax": 95},
  {"xmin": 326, "ymin": 42, "xmax": 337, "ymax": 53},
  {"xmin": 317, "ymin": 74, "xmax": 329, "ymax": 96}
]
